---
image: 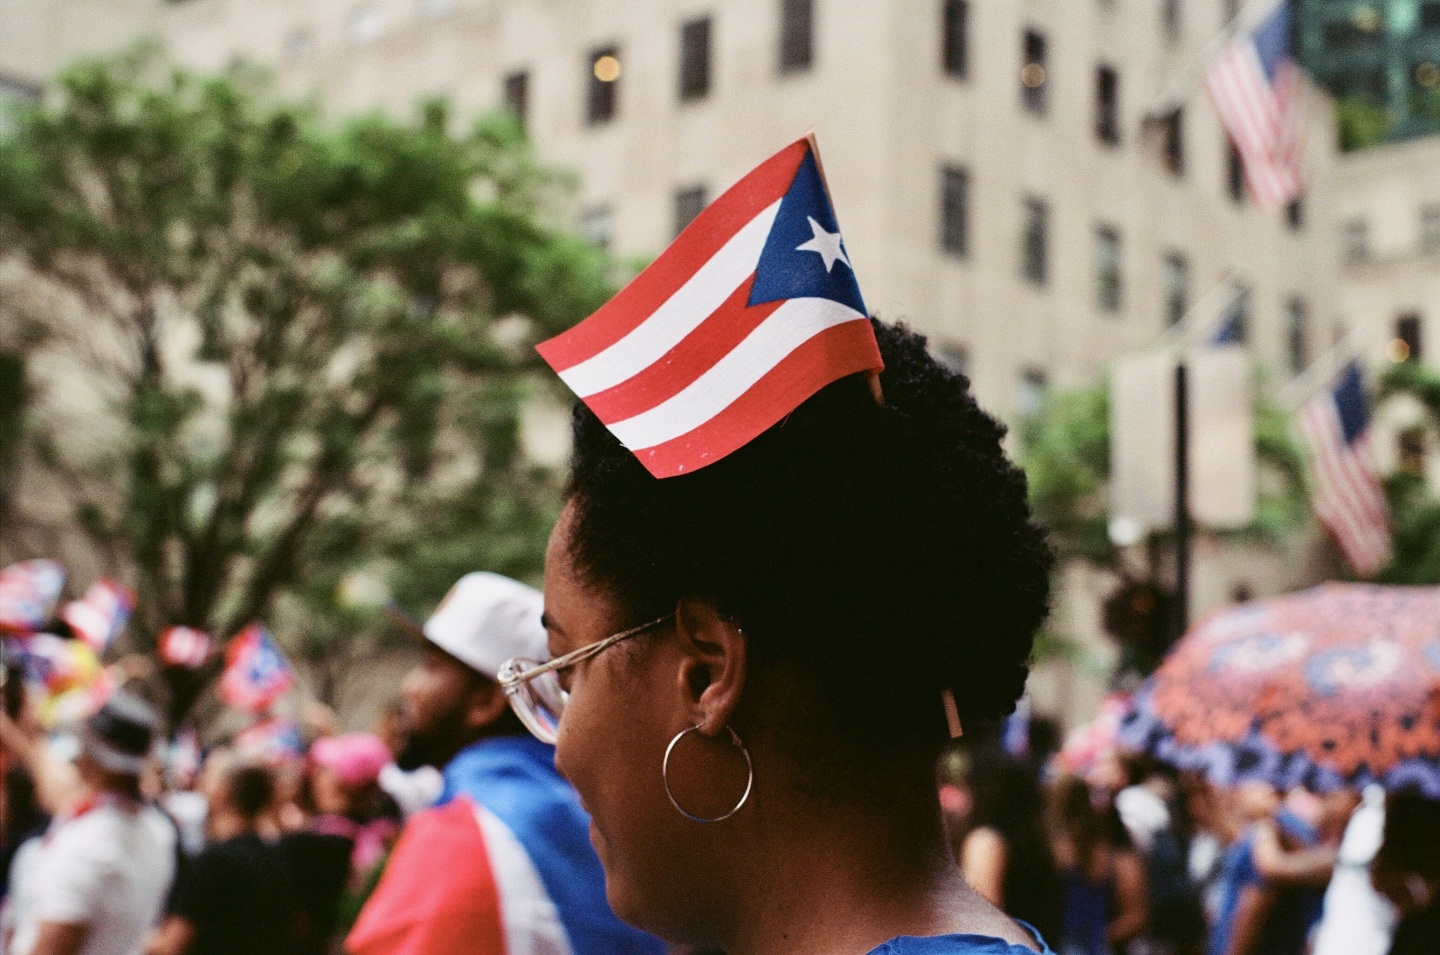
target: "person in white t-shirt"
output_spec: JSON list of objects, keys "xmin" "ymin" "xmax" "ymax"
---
[{"xmin": 5, "ymin": 691, "xmax": 176, "ymax": 955}]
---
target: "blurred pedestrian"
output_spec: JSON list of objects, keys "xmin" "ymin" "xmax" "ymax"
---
[
  {"xmin": 146, "ymin": 761, "xmax": 298, "ymax": 955},
  {"xmin": 1369, "ymin": 790, "xmax": 1440, "ymax": 955},
  {"xmin": 1311, "ymin": 785, "xmax": 1395, "ymax": 955},
  {"xmin": 4, "ymin": 691, "xmax": 176, "ymax": 955},
  {"xmin": 347, "ymin": 572, "xmax": 663, "ymax": 955},
  {"xmin": 1050, "ymin": 776, "xmax": 1147, "ymax": 955}
]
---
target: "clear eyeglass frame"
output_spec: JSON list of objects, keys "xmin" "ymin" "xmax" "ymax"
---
[{"xmin": 497, "ymin": 614, "xmax": 673, "ymax": 744}]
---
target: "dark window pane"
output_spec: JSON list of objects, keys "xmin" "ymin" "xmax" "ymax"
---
[
  {"xmin": 1223, "ymin": 284, "xmax": 1250, "ymax": 345},
  {"xmin": 1019, "ymin": 368, "xmax": 1048, "ymax": 419},
  {"xmin": 1398, "ymin": 313, "xmax": 1423, "ymax": 362},
  {"xmin": 1164, "ymin": 252, "xmax": 1188, "ymax": 327},
  {"xmin": 588, "ymin": 46, "xmax": 621, "ymax": 124},
  {"xmin": 1287, "ymin": 298, "xmax": 1308, "ymax": 373},
  {"xmin": 1022, "ymin": 30, "xmax": 1047, "ymax": 114},
  {"xmin": 1022, "ymin": 197, "xmax": 1049, "ymax": 285},
  {"xmin": 942, "ymin": 0, "xmax": 969, "ymax": 78},
  {"xmin": 1164, "ymin": 0, "xmax": 1182, "ymax": 41},
  {"xmin": 674, "ymin": 185, "xmax": 707, "ymax": 238},
  {"xmin": 1096, "ymin": 65, "xmax": 1120, "ymax": 145},
  {"xmin": 1095, "ymin": 226, "xmax": 1122, "ymax": 312},
  {"xmin": 940, "ymin": 166, "xmax": 969, "ymax": 256},
  {"xmin": 1286, "ymin": 195, "xmax": 1304, "ymax": 230},
  {"xmin": 779, "ymin": 0, "xmax": 814, "ymax": 74},
  {"xmin": 1342, "ymin": 218, "xmax": 1369, "ymax": 266},
  {"xmin": 503, "ymin": 71, "xmax": 528, "ymax": 129},
  {"xmin": 1163, "ymin": 108, "xmax": 1185, "ymax": 175},
  {"xmin": 679, "ymin": 17, "xmax": 712, "ymax": 101},
  {"xmin": 1227, "ymin": 142, "xmax": 1245, "ymax": 203}
]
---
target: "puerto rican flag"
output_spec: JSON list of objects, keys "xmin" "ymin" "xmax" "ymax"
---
[
  {"xmin": 61, "ymin": 578, "xmax": 135, "ymax": 654},
  {"xmin": 159, "ymin": 625, "xmax": 214, "ymax": 669},
  {"xmin": 1205, "ymin": 1, "xmax": 1304, "ymax": 209},
  {"xmin": 0, "ymin": 560, "xmax": 66, "ymax": 635},
  {"xmin": 538, "ymin": 136, "xmax": 883, "ymax": 478},
  {"xmin": 219, "ymin": 623, "xmax": 294, "ymax": 715}
]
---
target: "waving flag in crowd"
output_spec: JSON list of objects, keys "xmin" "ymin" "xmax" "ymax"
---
[
  {"xmin": 1205, "ymin": 1, "xmax": 1304, "ymax": 209},
  {"xmin": 1295, "ymin": 362, "xmax": 1391, "ymax": 576},
  {"xmin": 0, "ymin": 560, "xmax": 66, "ymax": 634},
  {"xmin": 538, "ymin": 135, "xmax": 882, "ymax": 478},
  {"xmin": 61, "ymin": 577, "xmax": 135, "ymax": 654},
  {"xmin": 219, "ymin": 623, "xmax": 294, "ymax": 715},
  {"xmin": 159, "ymin": 625, "xmax": 214, "ymax": 669}
]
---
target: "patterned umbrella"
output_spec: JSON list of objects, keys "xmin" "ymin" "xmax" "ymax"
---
[{"xmin": 1120, "ymin": 583, "xmax": 1440, "ymax": 797}]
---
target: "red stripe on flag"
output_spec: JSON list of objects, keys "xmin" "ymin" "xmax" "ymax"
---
[
  {"xmin": 538, "ymin": 139, "xmax": 809, "ymax": 372},
  {"xmin": 634, "ymin": 319, "xmax": 882, "ymax": 477},
  {"xmin": 580, "ymin": 275, "xmax": 785, "ymax": 424}
]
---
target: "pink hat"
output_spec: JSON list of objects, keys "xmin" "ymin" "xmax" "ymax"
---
[{"xmin": 310, "ymin": 732, "xmax": 391, "ymax": 789}]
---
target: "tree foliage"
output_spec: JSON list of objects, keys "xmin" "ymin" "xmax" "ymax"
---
[
  {"xmin": 0, "ymin": 48, "xmax": 610, "ymax": 687},
  {"xmin": 1375, "ymin": 361, "xmax": 1440, "ymax": 585}
]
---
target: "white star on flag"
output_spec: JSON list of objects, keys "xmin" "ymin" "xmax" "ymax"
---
[{"xmin": 796, "ymin": 216, "xmax": 851, "ymax": 273}]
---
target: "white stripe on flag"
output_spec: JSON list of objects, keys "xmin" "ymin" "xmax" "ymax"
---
[
  {"xmin": 1298, "ymin": 399, "xmax": 1390, "ymax": 574},
  {"xmin": 608, "ymin": 297, "xmax": 868, "ymax": 450},
  {"xmin": 472, "ymin": 805, "xmax": 572, "ymax": 955},
  {"xmin": 558, "ymin": 199, "xmax": 783, "ymax": 397}
]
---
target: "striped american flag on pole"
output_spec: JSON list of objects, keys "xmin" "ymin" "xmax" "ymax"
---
[
  {"xmin": 1205, "ymin": 1, "xmax": 1304, "ymax": 210},
  {"xmin": 538, "ymin": 136, "xmax": 882, "ymax": 478},
  {"xmin": 1295, "ymin": 362, "xmax": 1391, "ymax": 577}
]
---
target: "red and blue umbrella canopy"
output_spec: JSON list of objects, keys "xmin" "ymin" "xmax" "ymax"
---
[{"xmin": 1120, "ymin": 583, "xmax": 1440, "ymax": 796}]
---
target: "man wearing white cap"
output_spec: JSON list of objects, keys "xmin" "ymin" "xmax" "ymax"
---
[{"xmin": 347, "ymin": 573, "xmax": 663, "ymax": 955}]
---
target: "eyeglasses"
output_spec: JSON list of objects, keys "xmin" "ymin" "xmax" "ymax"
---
[{"xmin": 497, "ymin": 614, "xmax": 673, "ymax": 744}]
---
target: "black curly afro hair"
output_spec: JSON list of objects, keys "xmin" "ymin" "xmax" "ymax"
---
[{"xmin": 562, "ymin": 319, "xmax": 1052, "ymax": 761}]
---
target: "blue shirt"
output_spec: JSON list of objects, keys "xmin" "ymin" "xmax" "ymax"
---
[
  {"xmin": 867, "ymin": 926, "xmax": 1055, "ymax": 954},
  {"xmin": 438, "ymin": 734, "xmax": 664, "ymax": 955}
]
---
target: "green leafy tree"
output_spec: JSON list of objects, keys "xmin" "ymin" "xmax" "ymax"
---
[
  {"xmin": 1375, "ymin": 361, "xmax": 1440, "ymax": 585},
  {"xmin": 0, "ymin": 48, "xmax": 609, "ymax": 702}
]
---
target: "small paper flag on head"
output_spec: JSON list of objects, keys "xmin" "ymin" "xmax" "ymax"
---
[
  {"xmin": 61, "ymin": 578, "xmax": 135, "ymax": 654},
  {"xmin": 538, "ymin": 135, "xmax": 883, "ymax": 478},
  {"xmin": 0, "ymin": 560, "xmax": 66, "ymax": 634},
  {"xmin": 219, "ymin": 623, "xmax": 294, "ymax": 715}
]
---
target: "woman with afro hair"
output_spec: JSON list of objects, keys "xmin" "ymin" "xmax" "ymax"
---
[{"xmin": 500, "ymin": 319, "xmax": 1056, "ymax": 955}]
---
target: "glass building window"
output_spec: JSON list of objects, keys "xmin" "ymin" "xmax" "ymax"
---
[
  {"xmin": 1286, "ymin": 195, "xmax": 1305, "ymax": 230},
  {"xmin": 1021, "ymin": 198, "xmax": 1049, "ymax": 286},
  {"xmin": 1164, "ymin": 0, "xmax": 1182, "ymax": 41},
  {"xmin": 1163, "ymin": 252, "xmax": 1188, "ymax": 327},
  {"xmin": 1223, "ymin": 284, "xmax": 1251, "ymax": 345},
  {"xmin": 503, "ymin": 71, "xmax": 529, "ymax": 129},
  {"xmin": 942, "ymin": 0, "xmax": 969, "ymax": 78},
  {"xmin": 1342, "ymin": 218, "xmax": 1370, "ymax": 266},
  {"xmin": 679, "ymin": 17, "xmax": 712, "ymax": 102},
  {"xmin": 1096, "ymin": 65, "xmax": 1121, "ymax": 145},
  {"xmin": 1162, "ymin": 109, "xmax": 1185, "ymax": 176},
  {"xmin": 1287, "ymin": 297, "xmax": 1308, "ymax": 373},
  {"xmin": 588, "ymin": 47, "xmax": 621, "ymax": 124},
  {"xmin": 1227, "ymin": 142, "xmax": 1245, "ymax": 203},
  {"xmin": 1397, "ymin": 314, "xmax": 1423, "ymax": 362},
  {"xmin": 779, "ymin": 0, "xmax": 814, "ymax": 74},
  {"xmin": 1095, "ymin": 226, "xmax": 1122, "ymax": 313},
  {"xmin": 283, "ymin": 28, "xmax": 315, "ymax": 60},
  {"xmin": 1018, "ymin": 368, "xmax": 1049, "ymax": 420},
  {"xmin": 940, "ymin": 166, "xmax": 969, "ymax": 257},
  {"xmin": 581, "ymin": 206, "xmax": 613, "ymax": 252},
  {"xmin": 1022, "ymin": 31, "xmax": 1048, "ymax": 114},
  {"xmin": 674, "ymin": 185, "xmax": 707, "ymax": 238},
  {"xmin": 938, "ymin": 343, "xmax": 970, "ymax": 377},
  {"xmin": 1421, "ymin": 204, "xmax": 1440, "ymax": 252}
]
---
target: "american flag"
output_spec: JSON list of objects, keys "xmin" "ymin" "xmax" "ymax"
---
[
  {"xmin": 1295, "ymin": 362, "xmax": 1391, "ymax": 576},
  {"xmin": 219, "ymin": 623, "xmax": 294, "ymax": 715},
  {"xmin": 61, "ymin": 578, "xmax": 135, "ymax": 654},
  {"xmin": 1205, "ymin": 1, "xmax": 1304, "ymax": 210},
  {"xmin": 0, "ymin": 560, "xmax": 66, "ymax": 635},
  {"xmin": 158, "ymin": 625, "xmax": 213, "ymax": 669},
  {"xmin": 538, "ymin": 136, "xmax": 883, "ymax": 478}
]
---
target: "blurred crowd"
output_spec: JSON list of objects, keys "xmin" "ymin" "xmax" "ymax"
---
[{"xmin": 937, "ymin": 726, "xmax": 1440, "ymax": 955}]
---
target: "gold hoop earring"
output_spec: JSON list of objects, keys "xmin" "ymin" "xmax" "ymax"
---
[{"xmin": 661, "ymin": 725, "xmax": 754, "ymax": 823}]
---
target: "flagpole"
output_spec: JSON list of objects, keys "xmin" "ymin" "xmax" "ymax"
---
[
  {"xmin": 1277, "ymin": 327, "xmax": 1369, "ymax": 411},
  {"xmin": 1150, "ymin": 276, "xmax": 1242, "ymax": 355},
  {"xmin": 1144, "ymin": 0, "xmax": 1285, "ymax": 118}
]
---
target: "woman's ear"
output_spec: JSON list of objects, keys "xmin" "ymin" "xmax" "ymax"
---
[{"xmin": 673, "ymin": 597, "xmax": 746, "ymax": 738}]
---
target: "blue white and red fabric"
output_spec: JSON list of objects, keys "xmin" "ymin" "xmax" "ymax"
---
[
  {"xmin": 0, "ymin": 560, "xmax": 66, "ymax": 634},
  {"xmin": 232, "ymin": 716, "xmax": 305, "ymax": 765},
  {"xmin": 1204, "ymin": 1, "xmax": 1304, "ymax": 209},
  {"xmin": 158, "ymin": 625, "xmax": 214, "ymax": 669},
  {"xmin": 60, "ymin": 578, "xmax": 135, "ymax": 654},
  {"xmin": 538, "ymin": 136, "xmax": 883, "ymax": 478},
  {"xmin": 218, "ymin": 623, "xmax": 294, "ymax": 715},
  {"xmin": 348, "ymin": 734, "xmax": 663, "ymax": 955}
]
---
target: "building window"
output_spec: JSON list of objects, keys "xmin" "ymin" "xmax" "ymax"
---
[
  {"xmin": 1094, "ymin": 226, "xmax": 1122, "ymax": 313},
  {"xmin": 1222, "ymin": 0, "xmax": 1239, "ymax": 23},
  {"xmin": 779, "ymin": 0, "xmax": 814, "ymax": 74},
  {"xmin": 942, "ymin": 0, "xmax": 969, "ymax": 79},
  {"xmin": 1095, "ymin": 65, "xmax": 1121, "ymax": 145},
  {"xmin": 1022, "ymin": 31, "xmax": 1048, "ymax": 114},
  {"xmin": 1221, "ymin": 283, "xmax": 1251, "ymax": 345},
  {"xmin": 1421, "ymin": 204, "xmax": 1440, "ymax": 252},
  {"xmin": 503, "ymin": 71, "xmax": 529, "ymax": 129},
  {"xmin": 1163, "ymin": 252, "xmax": 1188, "ymax": 327},
  {"xmin": 1286, "ymin": 195, "xmax": 1305, "ymax": 230},
  {"xmin": 939, "ymin": 166, "xmax": 969, "ymax": 257},
  {"xmin": 1018, "ymin": 368, "xmax": 1049, "ymax": 420},
  {"xmin": 348, "ymin": 3, "xmax": 384, "ymax": 42},
  {"xmin": 938, "ymin": 343, "xmax": 970, "ymax": 376},
  {"xmin": 1287, "ymin": 297, "xmax": 1308, "ymax": 373},
  {"xmin": 1162, "ymin": 109, "xmax": 1185, "ymax": 176},
  {"xmin": 588, "ymin": 47, "xmax": 621, "ymax": 125},
  {"xmin": 674, "ymin": 186, "xmax": 707, "ymax": 238},
  {"xmin": 581, "ymin": 206, "xmax": 613, "ymax": 252},
  {"xmin": 679, "ymin": 17, "xmax": 712, "ymax": 102},
  {"xmin": 283, "ymin": 28, "xmax": 315, "ymax": 60},
  {"xmin": 1163, "ymin": 0, "xmax": 1182, "ymax": 41},
  {"xmin": 1021, "ymin": 197, "xmax": 1049, "ymax": 286},
  {"xmin": 1342, "ymin": 218, "xmax": 1369, "ymax": 266},
  {"xmin": 1226, "ymin": 142, "xmax": 1245, "ymax": 203},
  {"xmin": 1396, "ymin": 313, "xmax": 1423, "ymax": 362}
]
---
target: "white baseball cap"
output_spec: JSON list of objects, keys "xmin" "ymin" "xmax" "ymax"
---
[{"xmin": 423, "ymin": 572, "xmax": 547, "ymax": 680}]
